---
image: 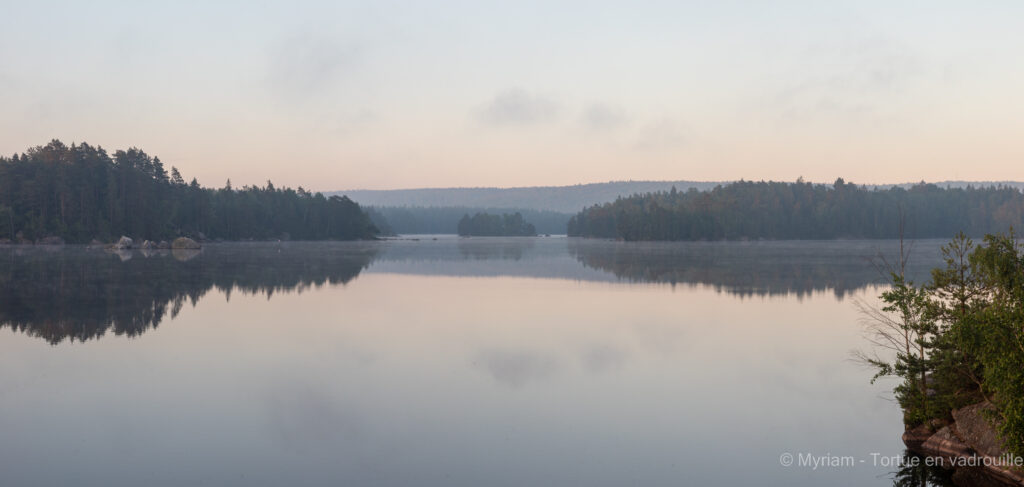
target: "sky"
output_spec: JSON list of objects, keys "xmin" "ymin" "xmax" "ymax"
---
[{"xmin": 1, "ymin": 1, "xmax": 1022, "ymax": 191}]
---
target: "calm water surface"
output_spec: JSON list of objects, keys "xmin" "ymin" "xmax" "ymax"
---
[{"xmin": 0, "ymin": 237, "xmax": 954, "ymax": 486}]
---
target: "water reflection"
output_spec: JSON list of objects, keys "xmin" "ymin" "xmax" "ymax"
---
[
  {"xmin": 0, "ymin": 238, "xmax": 949, "ymax": 486},
  {"xmin": 568, "ymin": 239, "xmax": 943, "ymax": 298},
  {"xmin": 886, "ymin": 451, "xmax": 1015, "ymax": 487},
  {"xmin": 0, "ymin": 243, "xmax": 378, "ymax": 344},
  {"xmin": 0, "ymin": 238, "xmax": 947, "ymax": 344}
]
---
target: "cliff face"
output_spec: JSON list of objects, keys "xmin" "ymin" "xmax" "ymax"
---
[{"xmin": 904, "ymin": 402, "xmax": 1024, "ymax": 485}]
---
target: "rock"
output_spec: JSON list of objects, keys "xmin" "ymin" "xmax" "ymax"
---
[
  {"xmin": 157, "ymin": 240, "xmax": 171, "ymax": 249},
  {"xmin": 140, "ymin": 240, "xmax": 155, "ymax": 250},
  {"xmin": 920, "ymin": 425, "xmax": 974, "ymax": 463},
  {"xmin": 195, "ymin": 231, "xmax": 207, "ymax": 242},
  {"xmin": 952, "ymin": 403, "xmax": 1005, "ymax": 458},
  {"xmin": 112, "ymin": 236, "xmax": 133, "ymax": 249},
  {"xmin": 36, "ymin": 236, "xmax": 65, "ymax": 245},
  {"xmin": 903, "ymin": 424, "xmax": 933, "ymax": 451},
  {"xmin": 905, "ymin": 402, "xmax": 1024, "ymax": 485},
  {"xmin": 171, "ymin": 237, "xmax": 201, "ymax": 249}
]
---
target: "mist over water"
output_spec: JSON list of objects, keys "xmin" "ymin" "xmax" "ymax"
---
[{"xmin": 0, "ymin": 237, "xmax": 951, "ymax": 486}]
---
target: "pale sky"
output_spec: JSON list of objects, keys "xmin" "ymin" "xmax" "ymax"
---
[{"xmin": 2, "ymin": 1, "xmax": 1022, "ymax": 191}]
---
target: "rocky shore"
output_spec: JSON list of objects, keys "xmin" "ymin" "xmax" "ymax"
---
[{"xmin": 904, "ymin": 403, "xmax": 1024, "ymax": 485}]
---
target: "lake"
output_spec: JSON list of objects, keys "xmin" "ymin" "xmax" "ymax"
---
[{"xmin": 0, "ymin": 237, "xmax": 957, "ymax": 486}]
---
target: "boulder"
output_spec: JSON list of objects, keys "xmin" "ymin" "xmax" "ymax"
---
[
  {"xmin": 920, "ymin": 425, "xmax": 974, "ymax": 463},
  {"xmin": 952, "ymin": 403, "xmax": 1005, "ymax": 458},
  {"xmin": 903, "ymin": 424, "xmax": 933, "ymax": 451},
  {"xmin": 157, "ymin": 240, "xmax": 171, "ymax": 249},
  {"xmin": 113, "ymin": 236, "xmax": 133, "ymax": 249},
  {"xmin": 140, "ymin": 240, "xmax": 155, "ymax": 250},
  {"xmin": 171, "ymin": 237, "xmax": 201, "ymax": 249}
]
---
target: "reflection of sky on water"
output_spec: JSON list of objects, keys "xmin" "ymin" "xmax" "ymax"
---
[{"xmin": 0, "ymin": 237, "xmax": 956, "ymax": 486}]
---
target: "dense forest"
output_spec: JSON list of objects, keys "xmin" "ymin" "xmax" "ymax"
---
[
  {"xmin": 0, "ymin": 140, "xmax": 378, "ymax": 243},
  {"xmin": 367, "ymin": 206, "xmax": 569, "ymax": 235},
  {"xmin": 568, "ymin": 179, "xmax": 1024, "ymax": 241},
  {"xmin": 457, "ymin": 212, "xmax": 537, "ymax": 236}
]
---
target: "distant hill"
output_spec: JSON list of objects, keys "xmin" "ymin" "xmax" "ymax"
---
[
  {"xmin": 330, "ymin": 180, "xmax": 1024, "ymax": 214},
  {"xmin": 330, "ymin": 181, "xmax": 726, "ymax": 213}
]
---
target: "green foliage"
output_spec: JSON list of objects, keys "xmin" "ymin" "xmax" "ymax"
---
[
  {"xmin": 0, "ymin": 140, "xmax": 378, "ymax": 242},
  {"xmin": 867, "ymin": 232, "xmax": 1024, "ymax": 456},
  {"xmin": 457, "ymin": 212, "xmax": 537, "ymax": 236},
  {"xmin": 569, "ymin": 179, "xmax": 1024, "ymax": 240},
  {"xmin": 369, "ymin": 206, "xmax": 570, "ymax": 235}
]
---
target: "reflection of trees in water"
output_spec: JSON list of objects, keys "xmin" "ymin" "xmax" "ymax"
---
[
  {"xmin": 889, "ymin": 452, "xmax": 955, "ymax": 487},
  {"xmin": 0, "ymin": 243, "xmax": 378, "ymax": 344},
  {"xmin": 457, "ymin": 237, "xmax": 536, "ymax": 261},
  {"xmin": 887, "ymin": 451, "xmax": 1010, "ymax": 487},
  {"xmin": 568, "ymin": 239, "xmax": 943, "ymax": 298}
]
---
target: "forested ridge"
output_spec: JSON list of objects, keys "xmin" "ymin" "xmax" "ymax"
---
[
  {"xmin": 457, "ymin": 212, "xmax": 537, "ymax": 236},
  {"xmin": 367, "ymin": 206, "xmax": 569, "ymax": 235},
  {"xmin": 0, "ymin": 140, "xmax": 378, "ymax": 243},
  {"xmin": 568, "ymin": 179, "xmax": 1024, "ymax": 241}
]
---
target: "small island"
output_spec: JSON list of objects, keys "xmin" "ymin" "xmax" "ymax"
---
[{"xmin": 457, "ymin": 212, "xmax": 537, "ymax": 237}]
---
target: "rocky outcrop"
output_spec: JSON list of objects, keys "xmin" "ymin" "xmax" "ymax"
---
[
  {"xmin": 140, "ymin": 240, "xmax": 155, "ymax": 250},
  {"xmin": 111, "ymin": 236, "xmax": 133, "ymax": 250},
  {"xmin": 905, "ymin": 402, "xmax": 1024, "ymax": 485},
  {"xmin": 171, "ymin": 237, "xmax": 201, "ymax": 249},
  {"xmin": 954, "ymin": 403, "xmax": 1007, "ymax": 458},
  {"xmin": 920, "ymin": 425, "xmax": 975, "ymax": 462}
]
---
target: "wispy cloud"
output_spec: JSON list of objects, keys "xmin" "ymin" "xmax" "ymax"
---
[
  {"xmin": 580, "ymin": 103, "xmax": 628, "ymax": 132},
  {"xmin": 770, "ymin": 33, "xmax": 923, "ymax": 123},
  {"xmin": 633, "ymin": 118, "xmax": 686, "ymax": 151},
  {"xmin": 266, "ymin": 32, "xmax": 360, "ymax": 100},
  {"xmin": 477, "ymin": 89, "xmax": 558, "ymax": 126}
]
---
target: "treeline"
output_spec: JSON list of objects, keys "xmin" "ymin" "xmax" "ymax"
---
[
  {"xmin": 457, "ymin": 212, "xmax": 537, "ymax": 236},
  {"xmin": 0, "ymin": 140, "xmax": 378, "ymax": 243},
  {"xmin": 568, "ymin": 179, "xmax": 1024, "ymax": 241},
  {"xmin": 365, "ymin": 206, "xmax": 570, "ymax": 235}
]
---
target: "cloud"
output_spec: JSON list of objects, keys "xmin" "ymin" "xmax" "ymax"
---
[
  {"xmin": 770, "ymin": 34, "xmax": 923, "ymax": 123},
  {"xmin": 633, "ymin": 118, "xmax": 686, "ymax": 151},
  {"xmin": 580, "ymin": 103, "xmax": 628, "ymax": 132},
  {"xmin": 266, "ymin": 32, "xmax": 360, "ymax": 100},
  {"xmin": 477, "ymin": 89, "xmax": 558, "ymax": 126}
]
